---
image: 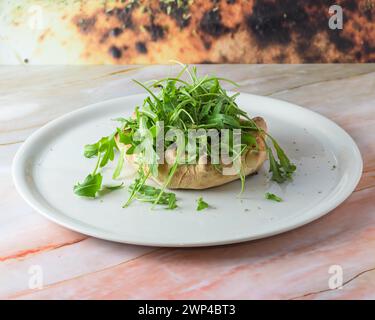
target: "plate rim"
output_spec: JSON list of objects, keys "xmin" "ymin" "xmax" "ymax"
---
[{"xmin": 12, "ymin": 93, "xmax": 363, "ymax": 247}]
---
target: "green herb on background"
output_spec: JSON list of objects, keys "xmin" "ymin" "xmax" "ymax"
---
[
  {"xmin": 126, "ymin": 175, "xmax": 178, "ymax": 210},
  {"xmin": 73, "ymin": 173, "xmax": 103, "ymax": 198},
  {"xmin": 196, "ymin": 197, "xmax": 209, "ymax": 211},
  {"xmin": 265, "ymin": 192, "xmax": 283, "ymax": 202},
  {"xmin": 74, "ymin": 133, "xmax": 120, "ymax": 198},
  {"xmin": 104, "ymin": 183, "xmax": 124, "ymax": 191},
  {"xmin": 267, "ymin": 136, "xmax": 296, "ymax": 183},
  {"xmin": 112, "ymin": 148, "xmax": 125, "ymax": 179},
  {"xmin": 83, "ymin": 134, "xmax": 117, "ymax": 165}
]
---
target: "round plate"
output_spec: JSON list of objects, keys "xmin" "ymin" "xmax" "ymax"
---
[{"xmin": 12, "ymin": 93, "xmax": 362, "ymax": 247}]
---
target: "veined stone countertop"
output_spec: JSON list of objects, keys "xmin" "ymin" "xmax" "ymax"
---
[{"xmin": 1, "ymin": 64, "xmax": 374, "ymax": 299}]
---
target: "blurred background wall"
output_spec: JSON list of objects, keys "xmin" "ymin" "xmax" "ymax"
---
[{"xmin": 0, "ymin": 0, "xmax": 374, "ymax": 64}]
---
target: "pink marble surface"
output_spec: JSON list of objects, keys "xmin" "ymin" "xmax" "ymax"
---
[{"xmin": 0, "ymin": 65, "xmax": 374, "ymax": 300}]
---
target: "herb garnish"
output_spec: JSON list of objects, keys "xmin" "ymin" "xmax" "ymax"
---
[
  {"xmin": 73, "ymin": 173, "xmax": 103, "ymax": 198},
  {"xmin": 74, "ymin": 133, "xmax": 119, "ymax": 198},
  {"xmin": 125, "ymin": 171, "xmax": 178, "ymax": 210},
  {"xmin": 196, "ymin": 197, "xmax": 209, "ymax": 211},
  {"xmin": 104, "ymin": 183, "xmax": 125, "ymax": 191},
  {"xmin": 73, "ymin": 63, "xmax": 296, "ymax": 209},
  {"xmin": 265, "ymin": 192, "xmax": 283, "ymax": 202}
]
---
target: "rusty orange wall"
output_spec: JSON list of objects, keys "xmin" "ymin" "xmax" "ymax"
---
[{"xmin": 1, "ymin": 0, "xmax": 374, "ymax": 64}]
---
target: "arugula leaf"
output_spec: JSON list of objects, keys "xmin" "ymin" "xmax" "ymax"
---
[
  {"xmin": 265, "ymin": 192, "xmax": 283, "ymax": 202},
  {"xmin": 167, "ymin": 193, "xmax": 178, "ymax": 210},
  {"xmin": 205, "ymin": 114, "xmax": 241, "ymax": 129},
  {"xmin": 113, "ymin": 148, "xmax": 125, "ymax": 179},
  {"xmin": 84, "ymin": 143, "xmax": 99, "ymax": 158},
  {"xmin": 196, "ymin": 196, "xmax": 209, "ymax": 211},
  {"xmin": 123, "ymin": 168, "xmax": 150, "ymax": 208},
  {"xmin": 74, "ymin": 175, "xmax": 124, "ymax": 199},
  {"xmin": 152, "ymin": 161, "xmax": 179, "ymax": 209},
  {"xmin": 126, "ymin": 178, "xmax": 178, "ymax": 210},
  {"xmin": 104, "ymin": 183, "xmax": 124, "ymax": 191},
  {"xmin": 77, "ymin": 132, "xmax": 121, "ymax": 198},
  {"xmin": 83, "ymin": 134, "xmax": 118, "ymax": 167},
  {"xmin": 126, "ymin": 145, "xmax": 136, "ymax": 155},
  {"xmin": 117, "ymin": 128, "xmax": 132, "ymax": 144},
  {"xmin": 270, "ymin": 137, "xmax": 296, "ymax": 178},
  {"xmin": 241, "ymin": 132, "xmax": 258, "ymax": 149},
  {"xmin": 148, "ymin": 162, "xmax": 159, "ymax": 178},
  {"xmin": 73, "ymin": 173, "xmax": 103, "ymax": 198},
  {"xmin": 99, "ymin": 134, "xmax": 117, "ymax": 168},
  {"xmin": 267, "ymin": 147, "xmax": 285, "ymax": 183},
  {"xmin": 266, "ymin": 137, "xmax": 296, "ymax": 183},
  {"xmin": 112, "ymin": 117, "xmax": 129, "ymax": 123}
]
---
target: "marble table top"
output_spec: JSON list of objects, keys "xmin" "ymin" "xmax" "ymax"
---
[{"xmin": 1, "ymin": 64, "xmax": 374, "ymax": 300}]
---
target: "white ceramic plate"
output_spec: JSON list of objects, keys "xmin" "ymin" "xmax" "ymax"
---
[{"xmin": 12, "ymin": 93, "xmax": 362, "ymax": 247}]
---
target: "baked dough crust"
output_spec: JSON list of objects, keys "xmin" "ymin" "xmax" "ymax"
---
[{"xmin": 115, "ymin": 117, "xmax": 267, "ymax": 190}]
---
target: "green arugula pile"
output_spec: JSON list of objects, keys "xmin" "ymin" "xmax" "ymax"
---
[{"xmin": 73, "ymin": 64, "xmax": 296, "ymax": 209}]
